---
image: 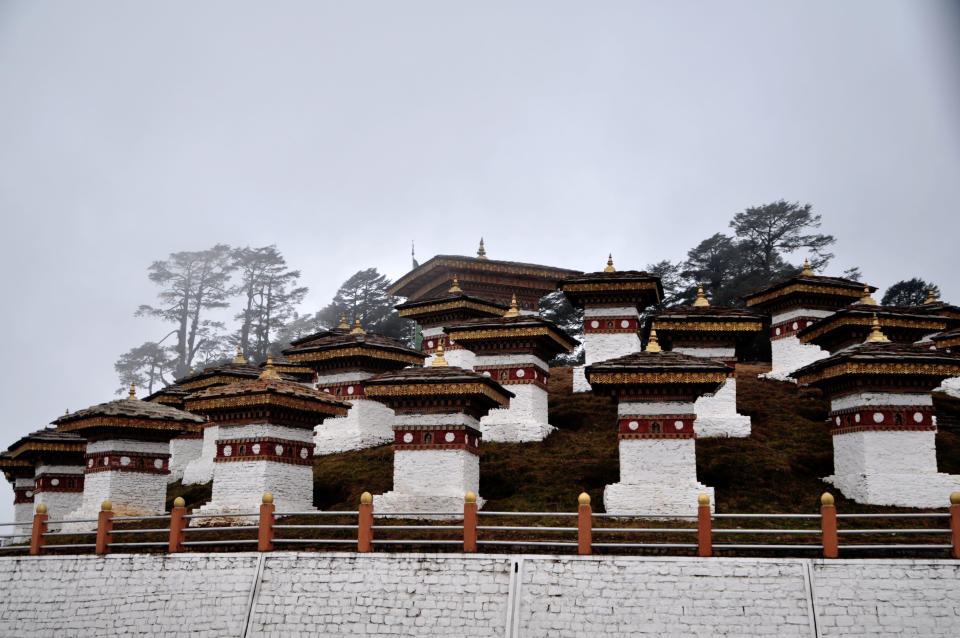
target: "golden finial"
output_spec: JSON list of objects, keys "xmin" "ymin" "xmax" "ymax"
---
[
  {"xmin": 698, "ymin": 493, "xmax": 710, "ymax": 506},
  {"xmin": 337, "ymin": 313, "xmax": 349, "ymax": 330},
  {"xmin": 65, "ymin": 408, "xmax": 69, "ymax": 416},
  {"xmin": 448, "ymin": 275, "xmax": 463, "ymax": 294},
  {"xmin": 360, "ymin": 491, "xmax": 373, "ymax": 505},
  {"xmin": 262, "ymin": 492, "xmax": 274, "ymax": 505},
  {"xmin": 36, "ymin": 504, "xmax": 47, "ymax": 515},
  {"xmin": 693, "ymin": 283, "xmax": 710, "ymax": 307},
  {"xmin": 864, "ymin": 314, "xmax": 890, "ymax": 343},
  {"xmin": 173, "ymin": 497, "xmax": 185, "ymax": 509},
  {"xmin": 477, "ymin": 238, "xmax": 487, "ymax": 260},
  {"xmin": 578, "ymin": 492, "xmax": 591, "ymax": 506},
  {"xmin": 820, "ymin": 492, "xmax": 834, "ymax": 507},
  {"xmin": 350, "ymin": 318, "xmax": 366, "ymax": 335},
  {"xmin": 101, "ymin": 500, "xmax": 112, "ymax": 512},
  {"xmin": 189, "ymin": 367, "xmax": 195, "ymax": 376},
  {"xmin": 859, "ymin": 285, "xmax": 877, "ymax": 306},
  {"xmin": 603, "ymin": 253, "xmax": 615, "ymax": 273},
  {"xmin": 432, "ymin": 343, "xmax": 449, "ymax": 367},
  {"xmin": 233, "ymin": 345, "xmax": 247, "ymax": 364},
  {"xmin": 465, "ymin": 491, "xmax": 477, "ymax": 504},
  {"xmin": 645, "ymin": 329, "xmax": 663, "ymax": 352},
  {"xmin": 503, "ymin": 294, "xmax": 520, "ymax": 317},
  {"xmin": 801, "ymin": 259, "xmax": 813, "ymax": 276},
  {"xmin": 925, "ymin": 288, "xmax": 937, "ymax": 305},
  {"xmin": 950, "ymin": 492, "xmax": 960, "ymax": 506},
  {"xmin": 259, "ymin": 354, "xmax": 282, "ymax": 379},
  {"xmin": 127, "ymin": 382, "xmax": 137, "ymax": 400}
]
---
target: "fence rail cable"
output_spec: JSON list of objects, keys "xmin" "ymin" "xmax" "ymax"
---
[
  {"xmin": 837, "ymin": 529, "xmax": 950, "ymax": 535},
  {"xmin": 183, "ymin": 525, "xmax": 258, "ymax": 533},
  {"xmin": 108, "ymin": 528, "xmax": 169, "ymax": 535},
  {"xmin": 182, "ymin": 512, "xmax": 258, "ymax": 519},
  {"xmin": 273, "ymin": 539, "xmax": 356, "ymax": 545},
  {"xmin": 108, "ymin": 542, "xmax": 167, "ymax": 548},
  {"xmin": 274, "ymin": 511, "xmax": 357, "ymax": 517},
  {"xmin": 110, "ymin": 515, "xmax": 171, "ymax": 522},
  {"xmin": 273, "ymin": 524, "xmax": 358, "ymax": 530}
]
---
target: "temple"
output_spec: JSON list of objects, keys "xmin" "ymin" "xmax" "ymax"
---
[
  {"xmin": 559, "ymin": 256, "xmax": 663, "ymax": 392},
  {"xmin": 364, "ymin": 346, "xmax": 513, "ymax": 515},
  {"xmin": 796, "ymin": 304, "xmax": 952, "ymax": 354},
  {"xmin": 585, "ymin": 338, "xmax": 731, "ymax": 516},
  {"xmin": 793, "ymin": 319, "xmax": 960, "ymax": 507},
  {"xmin": 443, "ymin": 296, "xmax": 578, "ymax": 441},
  {"xmin": 649, "ymin": 284, "xmax": 763, "ymax": 437},
  {"xmin": 2, "ymin": 428, "xmax": 86, "ymax": 523},
  {"xmin": 0, "ymin": 452, "xmax": 34, "ymax": 531},
  {"xmin": 184, "ymin": 357, "xmax": 349, "ymax": 520},
  {"xmin": 742, "ymin": 260, "xmax": 872, "ymax": 380}
]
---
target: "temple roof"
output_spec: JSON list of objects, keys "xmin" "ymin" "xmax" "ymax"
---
[
  {"xmin": 5, "ymin": 427, "xmax": 85, "ymax": 459},
  {"xmin": 54, "ymin": 396, "xmax": 206, "ymax": 430},
  {"xmin": 283, "ymin": 330, "xmax": 426, "ymax": 361},
  {"xmin": 396, "ymin": 291, "xmax": 510, "ymax": 316},
  {"xmin": 365, "ymin": 362, "xmax": 514, "ymax": 405},
  {"xmin": 793, "ymin": 341, "xmax": 960, "ymax": 387},
  {"xmin": 742, "ymin": 272, "xmax": 873, "ymax": 310},
  {"xmin": 559, "ymin": 269, "xmax": 664, "ymax": 308},
  {"xmin": 444, "ymin": 314, "xmax": 580, "ymax": 353},
  {"xmin": 931, "ymin": 327, "xmax": 960, "ymax": 349},
  {"xmin": 0, "ymin": 451, "xmax": 32, "ymax": 478},
  {"xmin": 187, "ymin": 376, "xmax": 349, "ymax": 409},
  {"xmin": 796, "ymin": 305, "xmax": 951, "ymax": 352},
  {"xmin": 586, "ymin": 350, "xmax": 733, "ymax": 375}
]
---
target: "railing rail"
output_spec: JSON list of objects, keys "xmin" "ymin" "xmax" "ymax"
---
[{"xmin": 5, "ymin": 490, "xmax": 958, "ymax": 559}]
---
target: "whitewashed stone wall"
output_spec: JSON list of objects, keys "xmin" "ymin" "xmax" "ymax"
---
[
  {"xmin": 2, "ymin": 554, "xmax": 959, "ymax": 637},
  {"xmin": 573, "ymin": 306, "xmax": 642, "ymax": 393},
  {"xmin": 182, "ymin": 425, "xmax": 219, "ymax": 486},
  {"xmin": 693, "ymin": 378, "xmax": 751, "ymax": 438},
  {"xmin": 768, "ymin": 335, "xmax": 830, "ymax": 381},
  {"xmin": 935, "ymin": 376, "xmax": 960, "ymax": 399},
  {"xmin": 194, "ymin": 423, "xmax": 315, "ymax": 520},
  {"xmin": 376, "ymin": 449, "xmax": 481, "ymax": 515},
  {"xmin": 314, "ymin": 399, "xmax": 392, "ymax": 455},
  {"xmin": 477, "ymin": 353, "xmax": 554, "ymax": 442},
  {"xmin": 33, "ymin": 464, "xmax": 84, "ymax": 521},
  {"xmin": 167, "ymin": 437, "xmax": 202, "ymax": 484}
]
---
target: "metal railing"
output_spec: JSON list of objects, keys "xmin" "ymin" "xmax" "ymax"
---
[{"xmin": 4, "ymin": 491, "xmax": 959, "ymax": 559}]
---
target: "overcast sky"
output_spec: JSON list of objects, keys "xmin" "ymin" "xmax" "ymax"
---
[{"xmin": 1, "ymin": 1, "xmax": 958, "ymax": 522}]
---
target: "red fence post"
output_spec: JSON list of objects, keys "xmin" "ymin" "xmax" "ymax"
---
[
  {"xmin": 697, "ymin": 493, "xmax": 712, "ymax": 557},
  {"xmin": 578, "ymin": 492, "xmax": 592, "ymax": 556},
  {"xmin": 258, "ymin": 493, "xmax": 275, "ymax": 552},
  {"xmin": 95, "ymin": 501, "xmax": 114, "ymax": 555},
  {"xmin": 169, "ymin": 497, "xmax": 187, "ymax": 553},
  {"xmin": 950, "ymin": 492, "xmax": 960, "ymax": 560},
  {"xmin": 464, "ymin": 492, "xmax": 478, "ymax": 553},
  {"xmin": 821, "ymin": 492, "xmax": 838, "ymax": 559},
  {"xmin": 29, "ymin": 504, "xmax": 48, "ymax": 556},
  {"xmin": 358, "ymin": 491, "xmax": 373, "ymax": 553}
]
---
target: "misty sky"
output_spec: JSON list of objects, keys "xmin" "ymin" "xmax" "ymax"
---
[{"xmin": 1, "ymin": 1, "xmax": 958, "ymax": 522}]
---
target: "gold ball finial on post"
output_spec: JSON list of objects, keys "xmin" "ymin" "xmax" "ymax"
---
[
  {"xmin": 36, "ymin": 504, "xmax": 47, "ymax": 515},
  {"xmin": 262, "ymin": 492, "xmax": 274, "ymax": 505},
  {"xmin": 950, "ymin": 492, "xmax": 960, "ymax": 506},
  {"xmin": 820, "ymin": 492, "xmax": 835, "ymax": 507},
  {"xmin": 698, "ymin": 493, "xmax": 710, "ymax": 506},
  {"xmin": 360, "ymin": 491, "xmax": 373, "ymax": 505},
  {"xmin": 101, "ymin": 500, "xmax": 113, "ymax": 512},
  {"xmin": 173, "ymin": 497, "xmax": 185, "ymax": 509},
  {"xmin": 578, "ymin": 492, "xmax": 591, "ymax": 506},
  {"xmin": 465, "ymin": 491, "xmax": 477, "ymax": 504}
]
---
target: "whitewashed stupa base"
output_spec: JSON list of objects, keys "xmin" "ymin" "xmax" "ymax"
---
[
  {"xmin": 693, "ymin": 380, "xmax": 751, "ymax": 438},
  {"xmin": 825, "ymin": 472, "xmax": 960, "ymax": 508},
  {"xmin": 603, "ymin": 482, "xmax": 714, "ymax": 518},
  {"xmin": 181, "ymin": 425, "xmax": 219, "ymax": 486},
  {"xmin": 168, "ymin": 436, "xmax": 203, "ymax": 484},
  {"xmin": 314, "ymin": 399, "xmax": 394, "ymax": 455}
]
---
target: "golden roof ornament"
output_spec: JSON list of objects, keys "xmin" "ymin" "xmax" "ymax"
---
[
  {"xmin": 503, "ymin": 294, "xmax": 520, "ymax": 317},
  {"xmin": 693, "ymin": 284, "xmax": 710, "ymax": 307},
  {"xmin": 645, "ymin": 329, "xmax": 663, "ymax": 353},
  {"xmin": 924, "ymin": 288, "xmax": 937, "ymax": 305},
  {"xmin": 604, "ymin": 254, "xmax": 615, "ymax": 273},
  {"xmin": 864, "ymin": 314, "xmax": 890, "ymax": 343},
  {"xmin": 337, "ymin": 314, "xmax": 350, "ymax": 330},
  {"xmin": 432, "ymin": 343, "xmax": 449, "ymax": 367},
  {"xmin": 350, "ymin": 318, "xmax": 366, "ymax": 335},
  {"xmin": 448, "ymin": 275, "xmax": 463, "ymax": 294},
  {"xmin": 233, "ymin": 345, "xmax": 247, "ymax": 364},
  {"xmin": 127, "ymin": 382, "xmax": 137, "ymax": 400},
  {"xmin": 801, "ymin": 259, "xmax": 814, "ymax": 276},
  {"xmin": 477, "ymin": 238, "xmax": 487, "ymax": 260},
  {"xmin": 859, "ymin": 285, "xmax": 877, "ymax": 306},
  {"xmin": 259, "ymin": 354, "xmax": 282, "ymax": 379}
]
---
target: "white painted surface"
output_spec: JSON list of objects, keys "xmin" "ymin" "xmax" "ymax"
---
[
  {"xmin": 3, "ymin": 553, "xmax": 960, "ymax": 637},
  {"xmin": 426, "ymin": 348, "xmax": 476, "ymax": 370},
  {"xmin": 583, "ymin": 333, "xmax": 642, "ymax": 365},
  {"xmin": 935, "ymin": 376, "xmax": 960, "ymax": 399},
  {"xmin": 618, "ymin": 401, "xmax": 695, "ymax": 415},
  {"xmin": 376, "ymin": 449, "xmax": 482, "ymax": 516},
  {"xmin": 314, "ymin": 398, "xmax": 392, "ymax": 455},
  {"xmin": 181, "ymin": 425, "xmax": 219, "ymax": 486},
  {"xmin": 66, "ymin": 468, "xmax": 168, "ymax": 524},
  {"xmin": 571, "ymin": 366, "xmax": 590, "ymax": 393},
  {"xmin": 771, "ymin": 308, "xmax": 835, "ymax": 324},
  {"xmin": 674, "ymin": 346, "xmax": 736, "ymax": 359},
  {"xmin": 480, "ymin": 383, "xmax": 554, "ymax": 442},
  {"xmin": 474, "ymin": 353, "xmax": 550, "ymax": 370},
  {"xmin": 85, "ymin": 439, "xmax": 168, "ymax": 455},
  {"xmin": 32, "ymin": 464, "xmax": 84, "ymax": 521},
  {"xmin": 693, "ymin": 378, "xmax": 752, "ymax": 438},
  {"xmin": 831, "ymin": 392, "xmax": 933, "ymax": 411},
  {"xmin": 584, "ymin": 306, "xmax": 640, "ymax": 318},
  {"xmin": 767, "ymin": 335, "xmax": 830, "ymax": 380},
  {"xmin": 167, "ymin": 437, "xmax": 202, "ymax": 484},
  {"xmin": 315, "ymin": 371, "xmax": 374, "ymax": 386},
  {"xmin": 394, "ymin": 413, "xmax": 479, "ymax": 427}
]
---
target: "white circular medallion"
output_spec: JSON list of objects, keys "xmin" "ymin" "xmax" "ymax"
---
[
  {"xmin": 873, "ymin": 412, "xmax": 884, "ymax": 424},
  {"xmin": 835, "ymin": 416, "xmax": 841, "ymax": 425},
  {"xmin": 482, "ymin": 371, "xmax": 491, "ymax": 377},
  {"xmin": 300, "ymin": 448, "xmax": 309, "ymax": 459},
  {"xmin": 25, "ymin": 491, "xmax": 33, "ymax": 498},
  {"xmin": 792, "ymin": 322, "xmax": 799, "ymax": 330},
  {"xmin": 590, "ymin": 320, "xmax": 600, "ymax": 329},
  {"xmin": 223, "ymin": 445, "xmax": 232, "ymax": 457},
  {"xmin": 533, "ymin": 370, "xmax": 538, "ymax": 379},
  {"xmin": 103, "ymin": 457, "xmax": 109, "ymax": 466},
  {"xmin": 323, "ymin": 388, "xmax": 331, "ymax": 393},
  {"xmin": 913, "ymin": 412, "xmax": 924, "ymax": 423},
  {"xmin": 252, "ymin": 444, "xmax": 261, "ymax": 454},
  {"xmin": 427, "ymin": 340, "xmax": 434, "ymax": 348},
  {"xmin": 347, "ymin": 386, "xmax": 355, "ymax": 395},
  {"xmin": 88, "ymin": 459, "xmax": 94, "ymax": 468},
  {"xmin": 775, "ymin": 327, "xmax": 781, "ymax": 336},
  {"xmin": 120, "ymin": 456, "xmax": 131, "ymax": 466},
  {"xmin": 674, "ymin": 421, "xmax": 684, "ymax": 430},
  {"xmin": 403, "ymin": 433, "xmax": 413, "ymax": 443},
  {"xmin": 445, "ymin": 432, "xmax": 455, "ymax": 443},
  {"xmin": 516, "ymin": 369, "xmax": 525, "ymax": 378},
  {"xmin": 855, "ymin": 413, "xmax": 861, "ymax": 423},
  {"xmin": 448, "ymin": 338, "xmax": 455, "ymax": 345},
  {"xmin": 628, "ymin": 421, "xmax": 639, "ymax": 431},
  {"xmin": 50, "ymin": 478, "xmax": 59, "ymax": 486},
  {"xmin": 620, "ymin": 319, "xmax": 630, "ymax": 328},
  {"xmin": 275, "ymin": 445, "xmax": 284, "ymax": 455},
  {"xmin": 154, "ymin": 459, "xmax": 164, "ymax": 469}
]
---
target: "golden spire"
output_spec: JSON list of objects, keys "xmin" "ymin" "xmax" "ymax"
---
[
  {"xmin": 693, "ymin": 284, "xmax": 710, "ymax": 307},
  {"xmin": 65, "ymin": 408, "xmax": 69, "ymax": 416},
  {"xmin": 350, "ymin": 318, "xmax": 366, "ymax": 335},
  {"xmin": 259, "ymin": 354, "xmax": 282, "ymax": 379},
  {"xmin": 127, "ymin": 382, "xmax": 137, "ymax": 400},
  {"xmin": 604, "ymin": 253, "xmax": 615, "ymax": 273},
  {"xmin": 801, "ymin": 259, "xmax": 814, "ymax": 276},
  {"xmin": 864, "ymin": 314, "xmax": 890, "ymax": 343},
  {"xmin": 645, "ymin": 329, "xmax": 663, "ymax": 353},
  {"xmin": 859, "ymin": 285, "xmax": 877, "ymax": 306},
  {"xmin": 233, "ymin": 345, "xmax": 247, "ymax": 364},
  {"xmin": 337, "ymin": 313, "xmax": 350, "ymax": 330},
  {"xmin": 432, "ymin": 343, "xmax": 449, "ymax": 366},
  {"xmin": 448, "ymin": 275, "xmax": 463, "ymax": 294},
  {"xmin": 503, "ymin": 294, "xmax": 520, "ymax": 317},
  {"xmin": 477, "ymin": 238, "xmax": 487, "ymax": 260},
  {"xmin": 189, "ymin": 367, "xmax": 195, "ymax": 376},
  {"xmin": 924, "ymin": 288, "xmax": 937, "ymax": 305}
]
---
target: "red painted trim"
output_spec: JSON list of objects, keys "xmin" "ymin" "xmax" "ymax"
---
[{"xmin": 215, "ymin": 437, "xmax": 314, "ymax": 466}]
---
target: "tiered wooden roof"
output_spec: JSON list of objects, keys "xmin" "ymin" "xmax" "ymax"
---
[
  {"xmin": 559, "ymin": 259, "xmax": 662, "ymax": 310},
  {"xmin": 396, "ymin": 290, "xmax": 509, "ymax": 328},
  {"xmin": 649, "ymin": 301, "xmax": 763, "ymax": 351},
  {"xmin": 5, "ymin": 427, "xmax": 85, "ymax": 463},
  {"xmin": 54, "ymin": 388, "xmax": 206, "ymax": 440},
  {"xmin": 742, "ymin": 264, "xmax": 873, "ymax": 314},
  {"xmin": 585, "ymin": 350, "xmax": 730, "ymax": 400},
  {"xmin": 444, "ymin": 312, "xmax": 579, "ymax": 361},
  {"xmin": 796, "ymin": 306, "xmax": 952, "ymax": 354},
  {"xmin": 932, "ymin": 327, "xmax": 960, "ymax": 351},
  {"xmin": 283, "ymin": 323, "xmax": 426, "ymax": 374}
]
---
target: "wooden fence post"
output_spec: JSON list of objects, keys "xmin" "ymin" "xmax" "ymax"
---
[
  {"xmin": 950, "ymin": 492, "xmax": 960, "ymax": 560},
  {"xmin": 463, "ymin": 492, "xmax": 478, "ymax": 553},
  {"xmin": 697, "ymin": 493, "xmax": 712, "ymax": 557},
  {"xmin": 358, "ymin": 492, "xmax": 373, "ymax": 553},
  {"xmin": 577, "ymin": 492, "xmax": 592, "ymax": 556},
  {"xmin": 29, "ymin": 504, "xmax": 48, "ymax": 556},
  {"xmin": 95, "ymin": 501, "xmax": 114, "ymax": 555},
  {"xmin": 258, "ymin": 493, "xmax": 275, "ymax": 552},
  {"xmin": 821, "ymin": 492, "xmax": 838, "ymax": 559},
  {"xmin": 168, "ymin": 497, "xmax": 187, "ymax": 553}
]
